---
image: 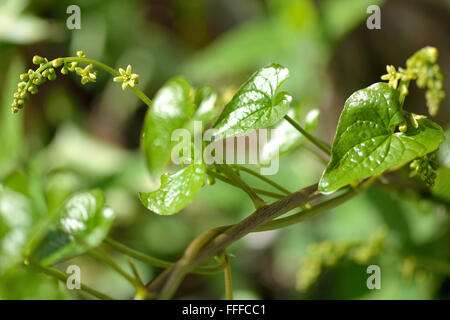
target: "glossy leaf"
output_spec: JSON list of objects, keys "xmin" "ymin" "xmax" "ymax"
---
[
  {"xmin": 141, "ymin": 77, "xmax": 193, "ymax": 177},
  {"xmin": 33, "ymin": 189, "xmax": 115, "ymax": 266},
  {"xmin": 319, "ymin": 83, "xmax": 444, "ymax": 193},
  {"xmin": 0, "ymin": 185, "xmax": 32, "ymax": 274},
  {"xmin": 139, "ymin": 163, "xmax": 206, "ymax": 215},
  {"xmin": 213, "ymin": 63, "xmax": 292, "ymax": 139},
  {"xmin": 260, "ymin": 108, "xmax": 320, "ymax": 165}
]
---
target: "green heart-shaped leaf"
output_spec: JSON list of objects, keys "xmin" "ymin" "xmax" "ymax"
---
[
  {"xmin": 213, "ymin": 63, "xmax": 292, "ymax": 138},
  {"xmin": 319, "ymin": 83, "xmax": 444, "ymax": 193},
  {"xmin": 141, "ymin": 77, "xmax": 193, "ymax": 177},
  {"xmin": 33, "ymin": 189, "xmax": 115, "ymax": 266},
  {"xmin": 139, "ymin": 163, "xmax": 206, "ymax": 215}
]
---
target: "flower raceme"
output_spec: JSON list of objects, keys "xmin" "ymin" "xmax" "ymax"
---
[{"xmin": 10, "ymin": 51, "xmax": 139, "ymax": 113}]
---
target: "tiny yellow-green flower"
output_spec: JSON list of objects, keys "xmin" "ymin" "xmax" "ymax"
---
[{"xmin": 113, "ymin": 65, "xmax": 139, "ymax": 90}]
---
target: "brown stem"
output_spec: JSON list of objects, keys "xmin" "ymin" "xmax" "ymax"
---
[{"xmin": 152, "ymin": 183, "xmax": 318, "ymax": 299}]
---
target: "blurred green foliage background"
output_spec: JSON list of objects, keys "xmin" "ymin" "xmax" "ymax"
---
[{"xmin": 0, "ymin": 0, "xmax": 449, "ymax": 299}]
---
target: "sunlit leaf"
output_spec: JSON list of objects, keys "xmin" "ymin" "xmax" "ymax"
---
[
  {"xmin": 319, "ymin": 83, "xmax": 444, "ymax": 193},
  {"xmin": 213, "ymin": 63, "xmax": 292, "ymax": 139},
  {"xmin": 141, "ymin": 77, "xmax": 193, "ymax": 177},
  {"xmin": 139, "ymin": 163, "xmax": 206, "ymax": 215},
  {"xmin": 33, "ymin": 189, "xmax": 115, "ymax": 266}
]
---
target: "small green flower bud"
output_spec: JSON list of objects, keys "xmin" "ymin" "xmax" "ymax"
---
[
  {"xmin": 47, "ymin": 72, "xmax": 57, "ymax": 81},
  {"xmin": 28, "ymin": 70, "xmax": 35, "ymax": 80},
  {"xmin": 81, "ymin": 76, "xmax": 89, "ymax": 85},
  {"xmin": 19, "ymin": 92, "xmax": 29, "ymax": 100},
  {"xmin": 76, "ymin": 50, "xmax": 86, "ymax": 58},
  {"xmin": 207, "ymin": 175, "xmax": 215, "ymax": 185},
  {"xmin": 32, "ymin": 55, "xmax": 45, "ymax": 65},
  {"xmin": 20, "ymin": 73, "xmax": 29, "ymax": 82},
  {"xmin": 399, "ymin": 122, "xmax": 408, "ymax": 132},
  {"xmin": 75, "ymin": 67, "xmax": 83, "ymax": 75},
  {"xmin": 28, "ymin": 85, "xmax": 38, "ymax": 95},
  {"xmin": 68, "ymin": 62, "xmax": 78, "ymax": 72},
  {"xmin": 52, "ymin": 58, "xmax": 64, "ymax": 68},
  {"xmin": 18, "ymin": 82, "xmax": 27, "ymax": 89},
  {"xmin": 61, "ymin": 66, "xmax": 69, "ymax": 75}
]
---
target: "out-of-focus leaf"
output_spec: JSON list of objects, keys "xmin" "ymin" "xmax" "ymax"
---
[
  {"xmin": 0, "ymin": 55, "xmax": 24, "ymax": 176},
  {"xmin": 44, "ymin": 170, "xmax": 83, "ymax": 213},
  {"xmin": 260, "ymin": 108, "xmax": 320, "ymax": 165},
  {"xmin": 0, "ymin": 185, "xmax": 32, "ymax": 274},
  {"xmin": 45, "ymin": 123, "xmax": 129, "ymax": 177},
  {"xmin": 193, "ymin": 86, "xmax": 219, "ymax": 125},
  {"xmin": 0, "ymin": 0, "xmax": 55, "ymax": 44},
  {"xmin": 141, "ymin": 77, "xmax": 193, "ymax": 177},
  {"xmin": 139, "ymin": 163, "xmax": 206, "ymax": 215},
  {"xmin": 321, "ymin": 0, "xmax": 385, "ymax": 40},
  {"xmin": 305, "ymin": 108, "xmax": 320, "ymax": 132},
  {"xmin": 0, "ymin": 266, "xmax": 70, "ymax": 299},
  {"xmin": 213, "ymin": 63, "xmax": 291, "ymax": 139},
  {"xmin": 2, "ymin": 169, "xmax": 29, "ymax": 196},
  {"xmin": 33, "ymin": 189, "xmax": 115, "ymax": 266},
  {"xmin": 437, "ymin": 127, "xmax": 450, "ymax": 168},
  {"xmin": 319, "ymin": 83, "xmax": 444, "ymax": 193},
  {"xmin": 432, "ymin": 168, "xmax": 450, "ymax": 203}
]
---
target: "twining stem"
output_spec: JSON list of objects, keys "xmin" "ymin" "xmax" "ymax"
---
[
  {"xmin": 256, "ymin": 177, "xmax": 377, "ymax": 231},
  {"xmin": 29, "ymin": 260, "xmax": 115, "ymax": 300},
  {"xmin": 207, "ymin": 169, "xmax": 285, "ymax": 199},
  {"xmin": 150, "ymin": 178, "xmax": 376, "ymax": 298},
  {"xmin": 104, "ymin": 237, "xmax": 225, "ymax": 274},
  {"xmin": 27, "ymin": 57, "xmax": 152, "ymax": 108},
  {"xmin": 222, "ymin": 252, "xmax": 233, "ymax": 300},
  {"xmin": 62, "ymin": 57, "xmax": 152, "ymax": 107},
  {"xmin": 284, "ymin": 115, "xmax": 331, "ymax": 156},
  {"xmin": 230, "ymin": 165, "xmax": 291, "ymax": 195},
  {"xmin": 158, "ymin": 226, "xmax": 230, "ymax": 299},
  {"xmin": 154, "ymin": 184, "xmax": 318, "ymax": 299},
  {"xmin": 127, "ymin": 259, "xmax": 145, "ymax": 287},
  {"xmin": 215, "ymin": 164, "xmax": 266, "ymax": 208},
  {"xmin": 88, "ymin": 248, "xmax": 146, "ymax": 293},
  {"xmin": 127, "ymin": 259, "xmax": 149, "ymax": 300}
]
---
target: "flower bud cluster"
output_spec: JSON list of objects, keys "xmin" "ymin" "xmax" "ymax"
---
[
  {"xmin": 381, "ymin": 46, "xmax": 444, "ymax": 116},
  {"xmin": 409, "ymin": 154, "xmax": 439, "ymax": 186},
  {"xmin": 11, "ymin": 51, "xmax": 97, "ymax": 113}
]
